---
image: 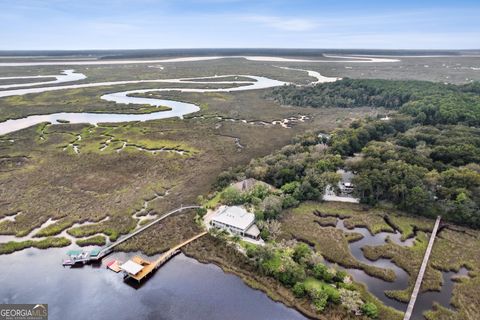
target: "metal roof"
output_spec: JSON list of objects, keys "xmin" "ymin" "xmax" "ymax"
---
[
  {"xmin": 66, "ymin": 250, "xmax": 83, "ymax": 256},
  {"xmin": 89, "ymin": 248, "xmax": 101, "ymax": 256},
  {"xmin": 245, "ymin": 224, "xmax": 260, "ymax": 237},
  {"xmin": 212, "ymin": 206, "xmax": 255, "ymax": 231},
  {"xmin": 120, "ymin": 260, "xmax": 144, "ymax": 275}
]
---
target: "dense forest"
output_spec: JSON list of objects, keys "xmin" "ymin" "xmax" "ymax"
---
[
  {"xmin": 206, "ymin": 78, "xmax": 480, "ymax": 315},
  {"xmin": 216, "ymin": 79, "xmax": 480, "ymax": 228},
  {"xmin": 332, "ymin": 120, "xmax": 480, "ymax": 227},
  {"xmin": 270, "ymin": 79, "xmax": 480, "ymax": 126}
]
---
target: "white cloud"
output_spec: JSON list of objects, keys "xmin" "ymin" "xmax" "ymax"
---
[{"xmin": 242, "ymin": 15, "xmax": 317, "ymax": 31}]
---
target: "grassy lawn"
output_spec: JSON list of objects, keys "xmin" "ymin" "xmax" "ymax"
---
[
  {"xmin": 303, "ymin": 277, "xmax": 330, "ymax": 291},
  {"xmin": 205, "ymin": 192, "xmax": 222, "ymax": 209}
]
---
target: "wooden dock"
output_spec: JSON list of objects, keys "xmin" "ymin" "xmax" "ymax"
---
[
  {"xmin": 125, "ymin": 231, "xmax": 208, "ymax": 282},
  {"xmin": 64, "ymin": 205, "xmax": 201, "ymax": 265},
  {"xmin": 403, "ymin": 216, "xmax": 441, "ymax": 320}
]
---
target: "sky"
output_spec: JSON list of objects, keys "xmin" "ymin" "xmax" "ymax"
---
[{"xmin": 1, "ymin": 0, "xmax": 479, "ymax": 50}]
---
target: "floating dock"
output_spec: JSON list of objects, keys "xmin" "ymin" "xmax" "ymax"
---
[
  {"xmin": 105, "ymin": 259, "xmax": 123, "ymax": 273},
  {"xmin": 63, "ymin": 249, "xmax": 97, "ymax": 266}
]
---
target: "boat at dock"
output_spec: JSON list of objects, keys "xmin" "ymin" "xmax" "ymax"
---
[{"xmin": 62, "ymin": 248, "xmax": 101, "ymax": 266}]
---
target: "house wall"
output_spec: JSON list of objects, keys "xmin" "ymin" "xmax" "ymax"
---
[{"xmin": 210, "ymin": 220, "xmax": 254, "ymax": 236}]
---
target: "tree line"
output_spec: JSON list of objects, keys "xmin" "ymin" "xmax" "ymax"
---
[
  {"xmin": 215, "ymin": 78, "xmax": 480, "ymax": 228},
  {"xmin": 269, "ymin": 78, "xmax": 480, "ymax": 126},
  {"xmin": 269, "ymin": 78, "xmax": 480, "ymax": 227}
]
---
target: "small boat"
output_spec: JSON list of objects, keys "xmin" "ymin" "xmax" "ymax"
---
[{"xmin": 62, "ymin": 259, "xmax": 74, "ymax": 266}]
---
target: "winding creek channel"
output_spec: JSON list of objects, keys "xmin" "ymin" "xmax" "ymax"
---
[
  {"xmin": 0, "ymin": 216, "xmax": 466, "ymax": 320},
  {"xmin": 0, "ymin": 73, "xmax": 301, "ymax": 135},
  {"xmin": 0, "ymin": 54, "xmax": 398, "ymax": 136},
  {"xmin": 0, "ymin": 56, "xmax": 463, "ymax": 319},
  {"xmin": 322, "ymin": 217, "xmax": 468, "ymax": 319},
  {"xmin": 0, "ymin": 69, "xmax": 86, "ymax": 89}
]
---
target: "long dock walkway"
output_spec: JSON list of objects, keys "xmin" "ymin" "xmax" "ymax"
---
[
  {"xmin": 128, "ymin": 231, "xmax": 208, "ymax": 282},
  {"xmin": 98, "ymin": 205, "xmax": 200, "ymax": 259},
  {"xmin": 403, "ymin": 216, "xmax": 441, "ymax": 320},
  {"xmin": 66, "ymin": 205, "xmax": 200, "ymax": 264}
]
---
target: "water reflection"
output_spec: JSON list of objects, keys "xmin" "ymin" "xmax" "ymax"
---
[
  {"xmin": 324, "ymin": 218, "xmax": 468, "ymax": 319},
  {"xmin": 0, "ymin": 248, "xmax": 306, "ymax": 320},
  {"xmin": 411, "ymin": 267, "xmax": 468, "ymax": 320},
  {"xmin": 0, "ymin": 75, "xmax": 286, "ymax": 135},
  {"xmin": 0, "ymin": 70, "xmax": 86, "ymax": 89}
]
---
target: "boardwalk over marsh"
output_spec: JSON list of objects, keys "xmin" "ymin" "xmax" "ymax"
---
[{"xmin": 403, "ymin": 216, "xmax": 442, "ymax": 320}]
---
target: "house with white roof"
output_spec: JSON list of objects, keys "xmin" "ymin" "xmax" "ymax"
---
[{"xmin": 209, "ymin": 205, "xmax": 260, "ymax": 240}]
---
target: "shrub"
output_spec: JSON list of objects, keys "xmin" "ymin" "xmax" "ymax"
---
[
  {"xmin": 308, "ymin": 288, "xmax": 329, "ymax": 312},
  {"xmin": 246, "ymin": 246, "xmax": 258, "ymax": 258},
  {"xmin": 260, "ymin": 195, "xmax": 283, "ymax": 219},
  {"xmin": 281, "ymin": 181, "xmax": 300, "ymax": 194},
  {"xmin": 322, "ymin": 285, "xmax": 341, "ymax": 304},
  {"xmin": 277, "ymin": 260, "xmax": 306, "ymax": 287},
  {"xmin": 333, "ymin": 269, "xmax": 348, "ymax": 283},
  {"xmin": 248, "ymin": 184, "xmax": 270, "ymax": 200},
  {"xmin": 292, "ymin": 242, "xmax": 311, "ymax": 264},
  {"xmin": 282, "ymin": 194, "xmax": 300, "ymax": 208},
  {"xmin": 292, "ymin": 282, "xmax": 306, "ymax": 298},
  {"xmin": 339, "ymin": 288, "xmax": 363, "ymax": 314},
  {"xmin": 361, "ymin": 302, "xmax": 378, "ymax": 319},
  {"xmin": 260, "ymin": 229, "xmax": 270, "ymax": 241},
  {"xmin": 214, "ymin": 169, "xmax": 240, "ymax": 190},
  {"xmin": 313, "ymin": 263, "xmax": 334, "ymax": 282},
  {"xmin": 220, "ymin": 187, "xmax": 244, "ymax": 205},
  {"xmin": 196, "ymin": 207, "xmax": 207, "ymax": 217}
]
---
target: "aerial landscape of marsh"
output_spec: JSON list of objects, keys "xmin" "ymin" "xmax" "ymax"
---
[{"xmin": 1, "ymin": 1, "xmax": 480, "ymax": 320}]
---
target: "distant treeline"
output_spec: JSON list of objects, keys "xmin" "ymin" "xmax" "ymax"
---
[{"xmin": 270, "ymin": 79, "xmax": 480, "ymax": 126}]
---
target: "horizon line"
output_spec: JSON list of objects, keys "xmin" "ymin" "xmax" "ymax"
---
[{"xmin": 0, "ymin": 47, "xmax": 479, "ymax": 52}]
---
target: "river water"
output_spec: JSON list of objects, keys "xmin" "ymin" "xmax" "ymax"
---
[
  {"xmin": 0, "ymin": 55, "xmax": 400, "ymax": 67},
  {"xmin": 0, "ymin": 221, "xmax": 465, "ymax": 320},
  {"xmin": 0, "ymin": 64, "xmax": 343, "ymax": 136},
  {"xmin": 0, "ymin": 66, "xmax": 303, "ymax": 320},
  {"xmin": 0, "ymin": 248, "xmax": 306, "ymax": 320},
  {"xmin": 326, "ymin": 218, "xmax": 467, "ymax": 320},
  {"xmin": 0, "ymin": 59, "xmax": 463, "ymax": 319},
  {"xmin": 0, "ymin": 75, "xmax": 289, "ymax": 135},
  {"xmin": 0, "ymin": 70, "xmax": 86, "ymax": 89}
]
